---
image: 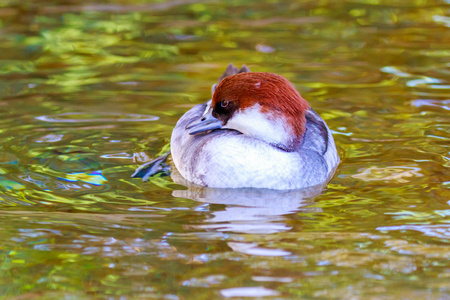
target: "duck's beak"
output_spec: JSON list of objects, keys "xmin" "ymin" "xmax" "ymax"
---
[{"xmin": 186, "ymin": 105, "xmax": 223, "ymax": 135}]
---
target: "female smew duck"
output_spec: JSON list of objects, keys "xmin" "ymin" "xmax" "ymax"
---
[{"xmin": 132, "ymin": 64, "xmax": 339, "ymax": 190}]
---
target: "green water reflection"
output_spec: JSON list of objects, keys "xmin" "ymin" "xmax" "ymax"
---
[{"xmin": 0, "ymin": 0, "xmax": 449, "ymax": 298}]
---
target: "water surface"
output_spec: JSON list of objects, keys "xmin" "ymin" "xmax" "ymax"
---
[{"xmin": 0, "ymin": 0, "xmax": 449, "ymax": 299}]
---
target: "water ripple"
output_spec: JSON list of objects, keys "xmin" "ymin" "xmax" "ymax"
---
[
  {"xmin": 35, "ymin": 112, "xmax": 158, "ymax": 123},
  {"xmin": 377, "ymin": 224, "xmax": 450, "ymax": 240},
  {"xmin": 412, "ymin": 99, "xmax": 450, "ymax": 111},
  {"xmin": 220, "ymin": 287, "xmax": 280, "ymax": 298}
]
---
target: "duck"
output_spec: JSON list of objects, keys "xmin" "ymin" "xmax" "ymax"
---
[{"xmin": 132, "ymin": 64, "xmax": 339, "ymax": 190}]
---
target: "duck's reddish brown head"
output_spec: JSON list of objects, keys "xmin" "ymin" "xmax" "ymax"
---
[
  {"xmin": 211, "ymin": 72, "xmax": 310, "ymax": 141},
  {"xmin": 186, "ymin": 71, "xmax": 311, "ymax": 151}
]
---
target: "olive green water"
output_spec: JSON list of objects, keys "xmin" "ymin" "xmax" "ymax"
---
[{"xmin": 0, "ymin": 0, "xmax": 449, "ymax": 299}]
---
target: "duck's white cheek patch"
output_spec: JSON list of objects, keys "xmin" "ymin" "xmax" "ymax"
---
[{"xmin": 223, "ymin": 104, "xmax": 292, "ymax": 147}]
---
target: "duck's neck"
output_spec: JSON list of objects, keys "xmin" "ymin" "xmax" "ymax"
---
[{"xmin": 223, "ymin": 104, "xmax": 302, "ymax": 152}]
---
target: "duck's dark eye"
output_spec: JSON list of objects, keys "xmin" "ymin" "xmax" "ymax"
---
[
  {"xmin": 221, "ymin": 100, "xmax": 229, "ymax": 108},
  {"xmin": 213, "ymin": 99, "xmax": 235, "ymax": 124}
]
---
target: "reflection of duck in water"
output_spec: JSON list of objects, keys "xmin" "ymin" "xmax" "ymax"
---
[
  {"xmin": 172, "ymin": 170, "xmax": 325, "ymax": 234},
  {"xmin": 133, "ymin": 64, "xmax": 339, "ymax": 190}
]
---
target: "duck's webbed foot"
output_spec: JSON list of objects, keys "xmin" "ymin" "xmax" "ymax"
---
[{"xmin": 131, "ymin": 151, "xmax": 171, "ymax": 181}]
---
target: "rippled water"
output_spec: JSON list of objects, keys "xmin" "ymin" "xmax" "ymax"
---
[{"xmin": 0, "ymin": 0, "xmax": 449, "ymax": 299}]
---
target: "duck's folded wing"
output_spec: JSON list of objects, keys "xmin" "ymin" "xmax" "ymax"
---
[
  {"xmin": 303, "ymin": 109, "xmax": 329, "ymax": 155},
  {"xmin": 303, "ymin": 109, "xmax": 340, "ymax": 174}
]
